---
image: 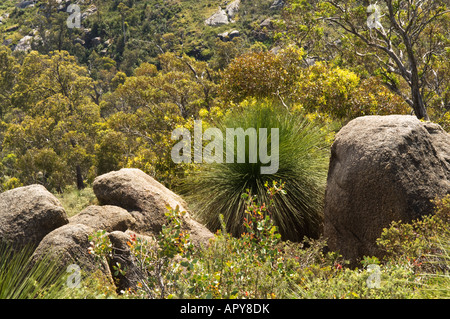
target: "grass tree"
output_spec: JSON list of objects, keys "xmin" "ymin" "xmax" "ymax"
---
[{"xmin": 182, "ymin": 100, "xmax": 330, "ymax": 241}]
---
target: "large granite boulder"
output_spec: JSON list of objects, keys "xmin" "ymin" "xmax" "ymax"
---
[
  {"xmin": 323, "ymin": 115, "xmax": 450, "ymax": 265},
  {"xmin": 93, "ymin": 168, "xmax": 214, "ymax": 246},
  {"xmin": 0, "ymin": 185, "xmax": 68, "ymax": 250}
]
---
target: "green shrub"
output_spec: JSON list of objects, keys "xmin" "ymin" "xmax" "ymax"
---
[
  {"xmin": 2, "ymin": 177, "xmax": 23, "ymax": 191},
  {"xmin": 376, "ymin": 195, "xmax": 450, "ymax": 271},
  {"xmin": 291, "ymin": 263, "xmax": 417, "ymax": 299},
  {"xmin": 376, "ymin": 195, "xmax": 450, "ymax": 297},
  {"xmin": 182, "ymin": 100, "xmax": 330, "ymax": 241},
  {"xmin": 87, "ymin": 186, "xmax": 450, "ymax": 299}
]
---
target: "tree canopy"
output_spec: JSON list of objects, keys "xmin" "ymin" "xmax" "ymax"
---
[{"xmin": 0, "ymin": 0, "xmax": 448, "ymax": 192}]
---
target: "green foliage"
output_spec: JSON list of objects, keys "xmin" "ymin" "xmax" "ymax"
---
[
  {"xmin": 102, "ymin": 51, "xmax": 218, "ymax": 187},
  {"xmin": 1, "ymin": 0, "xmax": 449, "ymax": 300},
  {"xmin": 295, "ymin": 62, "xmax": 409, "ymax": 119},
  {"xmin": 376, "ymin": 195, "xmax": 450, "ymax": 297},
  {"xmin": 2, "ymin": 50, "xmax": 100, "ymax": 191},
  {"xmin": 281, "ymin": 0, "xmax": 449, "ymax": 121},
  {"xmin": 0, "ymin": 244, "xmax": 68, "ymax": 299},
  {"xmin": 0, "ymin": 46, "xmax": 18, "ymax": 119},
  {"xmin": 0, "ymin": 48, "xmax": 217, "ymax": 190},
  {"xmin": 291, "ymin": 263, "xmax": 417, "ymax": 299},
  {"xmin": 53, "ymin": 191, "xmax": 450, "ymax": 299},
  {"xmin": 95, "ymin": 130, "xmax": 128, "ymax": 175},
  {"xmin": 220, "ymin": 47, "xmax": 409, "ymax": 121},
  {"xmin": 86, "ymin": 183, "xmax": 448, "ymax": 300},
  {"xmin": 183, "ymin": 100, "xmax": 330, "ymax": 241},
  {"xmin": 240, "ymin": 181, "xmax": 284, "ymax": 265},
  {"xmin": 377, "ymin": 196, "xmax": 450, "ymax": 272},
  {"xmin": 220, "ymin": 46, "xmax": 306, "ymax": 103},
  {"xmin": 2, "ymin": 177, "xmax": 23, "ymax": 191}
]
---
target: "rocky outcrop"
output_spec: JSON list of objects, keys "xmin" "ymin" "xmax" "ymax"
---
[
  {"xmin": 0, "ymin": 185, "xmax": 68, "ymax": 250},
  {"xmin": 323, "ymin": 115, "xmax": 450, "ymax": 265},
  {"xmin": 14, "ymin": 35, "xmax": 33, "ymax": 52},
  {"xmin": 93, "ymin": 168, "xmax": 214, "ymax": 246},
  {"xmin": 225, "ymin": 0, "xmax": 240, "ymax": 19},
  {"xmin": 205, "ymin": 8, "xmax": 229, "ymax": 26},
  {"xmin": 0, "ymin": 167, "xmax": 214, "ymax": 293},
  {"xmin": 205, "ymin": 0, "xmax": 241, "ymax": 26}
]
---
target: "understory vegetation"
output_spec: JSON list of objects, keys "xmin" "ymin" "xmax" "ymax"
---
[
  {"xmin": 88, "ymin": 188, "xmax": 450, "ymax": 299},
  {"xmin": 2, "ymin": 187, "xmax": 449, "ymax": 299}
]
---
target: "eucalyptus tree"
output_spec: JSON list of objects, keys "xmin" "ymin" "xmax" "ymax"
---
[{"xmin": 283, "ymin": 0, "xmax": 449, "ymax": 120}]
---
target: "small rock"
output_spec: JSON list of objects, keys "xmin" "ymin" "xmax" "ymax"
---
[
  {"xmin": 73, "ymin": 37, "xmax": 85, "ymax": 45},
  {"xmin": 218, "ymin": 30, "xmax": 239, "ymax": 41},
  {"xmin": 229, "ymin": 30, "xmax": 240, "ymax": 38},
  {"xmin": 82, "ymin": 4, "xmax": 98, "ymax": 20},
  {"xmin": 14, "ymin": 35, "xmax": 33, "ymax": 52},
  {"xmin": 69, "ymin": 205, "xmax": 136, "ymax": 232},
  {"xmin": 270, "ymin": 0, "xmax": 285, "ymax": 10},
  {"xmin": 217, "ymin": 31, "xmax": 229, "ymax": 40},
  {"xmin": 91, "ymin": 36, "xmax": 102, "ymax": 46},
  {"xmin": 260, "ymin": 18, "xmax": 272, "ymax": 28},
  {"xmin": 16, "ymin": 1, "xmax": 35, "ymax": 9}
]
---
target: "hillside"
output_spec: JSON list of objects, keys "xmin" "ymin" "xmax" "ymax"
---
[{"xmin": 1, "ymin": 0, "xmax": 282, "ymax": 73}]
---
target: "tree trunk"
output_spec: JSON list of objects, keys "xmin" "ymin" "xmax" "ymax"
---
[
  {"xmin": 69, "ymin": 138, "xmax": 85, "ymax": 190},
  {"xmin": 411, "ymin": 84, "xmax": 429, "ymax": 121},
  {"xmin": 403, "ymin": 34, "xmax": 430, "ymax": 121},
  {"xmin": 76, "ymin": 165, "xmax": 85, "ymax": 190}
]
